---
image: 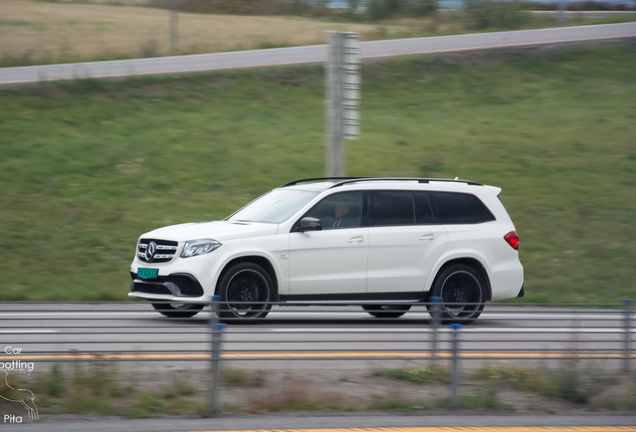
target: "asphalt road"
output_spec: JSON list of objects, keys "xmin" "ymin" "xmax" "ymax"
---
[
  {"xmin": 0, "ymin": 303, "xmax": 633, "ymax": 371},
  {"xmin": 1, "ymin": 22, "xmax": 635, "ymax": 86},
  {"xmin": 2, "ymin": 415, "xmax": 636, "ymax": 432}
]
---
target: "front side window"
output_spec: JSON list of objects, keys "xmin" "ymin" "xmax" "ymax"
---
[
  {"xmin": 228, "ymin": 189, "xmax": 319, "ymax": 224},
  {"xmin": 434, "ymin": 192, "xmax": 495, "ymax": 224},
  {"xmin": 303, "ymin": 192, "xmax": 364, "ymax": 230},
  {"xmin": 371, "ymin": 191, "xmax": 415, "ymax": 226}
]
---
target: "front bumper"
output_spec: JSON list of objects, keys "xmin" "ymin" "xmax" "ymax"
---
[{"xmin": 129, "ymin": 272, "xmax": 205, "ymax": 298}]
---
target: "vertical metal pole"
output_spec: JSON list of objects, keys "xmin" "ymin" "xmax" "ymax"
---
[
  {"xmin": 169, "ymin": 0, "xmax": 179, "ymax": 56},
  {"xmin": 557, "ymin": 0, "xmax": 567, "ymax": 26},
  {"xmin": 210, "ymin": 322, "xmax": 226, "ymax": 416},
  {"xmin": 326, "ymin": 32, "xmax": 345, "ymax": 177},
  {"xmin": 209, "ymin": 295, "xmax": 220, "ymax": 416},
  {"xmin": 624, "ymin": 299, "xmax": 632, "ymax": 373},
  {"xmin": 430, "ymin": 296, "xmax": 441, "ymax": 365},
  {"xmin": 450, "ymin": 323, "xmax": 461, "ymax": 410}
]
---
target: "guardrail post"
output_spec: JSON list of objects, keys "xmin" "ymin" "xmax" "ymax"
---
[
  {"xmin": 209, "ymin": 295, "xmax": 222, "ymax": 416},
  {"xmin": 430, "ymin": 296, "xmax": 441, "ymax": 364},
  {"xmin": 624, "ymin": 299, "xmax": 632, "ymax": 373},
  {"xmin": 450, "ymin": 323, "xmax": 462, "ymax": 410}
]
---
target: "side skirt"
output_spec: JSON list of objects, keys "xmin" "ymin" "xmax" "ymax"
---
[{"xmin": 278, "ymin": 292, "xmax": 428, "ymax": 304}]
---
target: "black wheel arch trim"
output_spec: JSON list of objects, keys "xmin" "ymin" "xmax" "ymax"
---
[
  {"xmin": 428, "ymin": 258, "xmax": 492, "ymax": 301},
  {"xmin": 215, "ymin": 256, "xmax": 280, "ymax": 300}
]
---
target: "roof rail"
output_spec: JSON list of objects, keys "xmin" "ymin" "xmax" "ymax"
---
[
  {"xmin": 281, "ymin": 177, "xmax": 365, "ymax": 187},
  {"xmin": 328, "ymin": 177, "xmax": 482, "ymax": 188}
]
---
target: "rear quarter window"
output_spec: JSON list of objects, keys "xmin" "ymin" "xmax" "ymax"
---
[{"xmin": 434, "ymin": 192, "xmax": 495, "ymax": 224}]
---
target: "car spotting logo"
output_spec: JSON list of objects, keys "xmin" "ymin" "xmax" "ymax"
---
[{"xmin": 1, "ymin": 346, "xmax": 39, "ymax": 423}]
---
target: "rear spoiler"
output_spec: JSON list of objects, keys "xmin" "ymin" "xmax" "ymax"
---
[{"xmin": 485, "ymin": 185, "xmax": 502, "ymax": 196}]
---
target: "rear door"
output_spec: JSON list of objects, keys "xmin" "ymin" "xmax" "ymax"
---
[
  {"xmin": 366, "ymin": 190, "xmax": 448, "ymax": 293},
  {"xmin": 432, "ymin": 191, "xmax": 499, "ymax": 261}
]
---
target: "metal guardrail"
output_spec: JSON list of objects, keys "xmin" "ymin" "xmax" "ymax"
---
[{"xmin": 0, "ymin": 298, "xmax": 633, "ymax": 415}]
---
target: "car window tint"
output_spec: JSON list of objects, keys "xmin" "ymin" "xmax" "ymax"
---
[
  {"xmin": 434, "ymin": 192, "xmax": 495, "ymax": 224},
  {"xmin": 372, "ymin": 191, "xmax": 415, "ymax": 226},
  {"xmin": 304, "ymin": 192, "xmax": 364, "ymax": 230},
  {"xmin": 414, "ymin": 192, "xmax": 436, "ymax": 224}
]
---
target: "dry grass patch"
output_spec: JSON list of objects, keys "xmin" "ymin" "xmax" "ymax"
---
[{"xmin": 0, "ymin": 0, "xmax": 389, "ymax": 65}]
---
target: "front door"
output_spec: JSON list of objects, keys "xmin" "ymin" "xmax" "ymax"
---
[{"xmin": 289, "ymin": 191, "xmax": 368, "ymax": 295}]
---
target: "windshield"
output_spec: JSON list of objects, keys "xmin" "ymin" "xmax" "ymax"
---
[{"xmin": 227, "ymin": 189, "xmax": 319, "ymax": 224}]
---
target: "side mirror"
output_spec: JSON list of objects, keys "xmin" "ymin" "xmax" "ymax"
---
[{"xmin": 299, "ymin": 217, "xmax": 322, "ymax": 232}]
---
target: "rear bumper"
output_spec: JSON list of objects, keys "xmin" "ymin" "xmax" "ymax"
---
[{"xmin": 517, "ymin": 284, "xmax": 525, "ymax": 298}]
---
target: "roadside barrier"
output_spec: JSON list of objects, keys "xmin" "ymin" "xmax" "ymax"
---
[{"xmin": 0, "ymin": 299, "xmax": 632, "ymax": 415}]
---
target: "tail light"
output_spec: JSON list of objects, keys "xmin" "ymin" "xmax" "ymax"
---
[{"xmin": 504, "ymin": 231, "xmax": 519, "ymax": 250}]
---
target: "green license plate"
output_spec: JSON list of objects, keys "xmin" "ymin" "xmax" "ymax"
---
[{"xmin": 137, "ymin": 268, "xmax": 158, "ymax": 279}]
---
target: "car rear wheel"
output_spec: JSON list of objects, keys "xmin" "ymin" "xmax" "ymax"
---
[
  {"xmin": 427, "ymin": 264, "xmax": 486, "ymax": 324},
  {"xmin": 151, "ymin": 302, "xmax": 204, "ymax": 318},
  {"xmin": 362, "ymin": 304, "xmax": 411, "ymax": 318},
  {"xmin": 217, "ymin": 262, "xmax": 274, "ymax": 322}
]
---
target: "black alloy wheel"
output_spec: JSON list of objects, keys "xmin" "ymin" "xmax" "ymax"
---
[
  {"xmin": 217, "ymin": 262, "xmax": 274, "ymax": 322},
  {"xmin": 427, "ymin": 263, "xmax": 486, "ymax": 324}
]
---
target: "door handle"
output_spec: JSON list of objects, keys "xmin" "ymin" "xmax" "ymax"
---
[
  {"xmin": 420, "ymin": 233, "xmax": 436, "ymax": 241},
  {"xmin": 348, "ymin": 236, "xmax": 364, "ymax": 243}
]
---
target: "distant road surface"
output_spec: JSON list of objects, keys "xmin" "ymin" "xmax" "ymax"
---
[{"xmin": 0, "ymin": 22, "xmax": 635, "ymax": 86}]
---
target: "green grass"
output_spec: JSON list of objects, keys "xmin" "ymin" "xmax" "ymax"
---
[
  {"xmin": 0, "ymin": 45, "xmax": 635, "ymax": 302},
  {"xmin": 374, "ymin": 364, "xmax": 450, "ymax": 384},
  {"xmin": 471, "ymin": 360, "xmax": 619, "ymax": 404},
  {"xmin": 0, "ymin": 362, "xmax": 205, "ymax": 418}
]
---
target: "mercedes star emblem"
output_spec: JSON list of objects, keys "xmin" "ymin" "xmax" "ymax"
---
[{"xmin": 145, "ymin": 241, "xmax": 157, "ymax": 262}]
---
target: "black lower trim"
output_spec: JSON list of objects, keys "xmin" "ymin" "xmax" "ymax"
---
[
  {"xmin": 517, "ymin": 285, "xmax": 525, "ymax": 298},
  {"xmin": 279, "ymin": 292, "xmax": 427, "ymax": 302},
  {"xmin": 130, "ymin": 272, "xmax": 204, "ymax": 297}
]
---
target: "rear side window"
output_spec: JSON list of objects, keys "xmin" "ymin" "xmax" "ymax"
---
[
  {"xmin": 371, "ymin": 191, "xmax": 414, "ymax": 226},
  {"xmin": 414, "ymin": 192, "xmax": 436, "ymax": 224},
  {"xmin": 434, "ymin": 192, "xmax": 495, "ymax": 224}
]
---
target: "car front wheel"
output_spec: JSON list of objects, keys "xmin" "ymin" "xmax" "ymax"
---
[{"xmin": 217, "ymin": 262, "xmax": 274, "ymax": 322}]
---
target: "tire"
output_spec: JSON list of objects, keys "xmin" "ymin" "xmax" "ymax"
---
[
  {"xmin": 217, "ymin": 262, "xmax": 274, "ymax": 322},
  {"xmin": 427, "ymin": 264, "xmax": 486, "ymax": 325},
  {"xmin": 362, "ymin": 304, "xmax": 411, "ymax": 318},
  {"xmin": 151, "ymin": 302, "xmax": 204, "ymax": 318}
]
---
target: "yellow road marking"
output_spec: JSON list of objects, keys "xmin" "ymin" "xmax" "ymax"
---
[
  {"xmin": 197, "ymin": 426, "xmax": 635, "ymax": 432},
  {"xmin": 1, "ymin": 352, "xmax": 634, "ymax": 361},
  {"xmin": 0, "ymin": 33, "xmax": 634, "ymax": 85}
]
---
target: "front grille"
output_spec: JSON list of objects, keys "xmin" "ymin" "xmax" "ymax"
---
[{"xmin": 137, "ymin": 239, "xmax": 178, "ymax": 263}]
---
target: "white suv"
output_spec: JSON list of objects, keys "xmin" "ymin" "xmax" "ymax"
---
[{"xmin": 129, "ymin": 177, "xmax": 524, "ymax": 323}]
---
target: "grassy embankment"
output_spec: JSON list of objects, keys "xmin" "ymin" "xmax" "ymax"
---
[
  {"xmin": 1, "ymin": 0, "xmax": 635, "ymax": 67},
  {"xmin": 1, "ymin": 362, "xmax": 634, "ymax": 417},
  {"xmin": 0, "ymin": 45, "xmax": 635, "ymax": 302}
]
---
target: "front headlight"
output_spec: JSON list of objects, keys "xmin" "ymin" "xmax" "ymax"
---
[{"xmin": 180, "ymin": 239, "xmax": 222, "ymax": 258}]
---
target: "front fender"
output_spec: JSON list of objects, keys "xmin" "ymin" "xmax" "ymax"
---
[{"xmin": 205, "ymin": 246, "xmax": 286, "ymax": 297}]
